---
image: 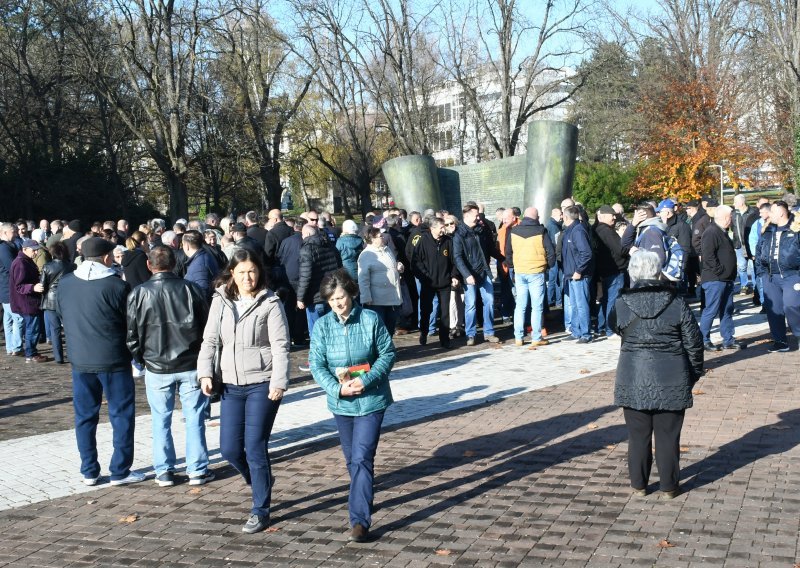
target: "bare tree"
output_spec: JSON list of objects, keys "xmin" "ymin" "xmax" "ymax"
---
[
  {"xmin": 440, "ymin": 0, "xmax": 590, "ymax": 159},
  {"xmin": 216, "ymin": 0, "xmax": 315, "ymax": 211},
  {"xmin": 60, "ymin": 0, "xmax": 214, "ymax": 220},
  {"xmin": 292, "ymin": 0, "xmax": 396, "ymax": 215}
]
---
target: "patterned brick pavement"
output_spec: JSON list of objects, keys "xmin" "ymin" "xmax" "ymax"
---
[{"xmin": 0, "ymin": 303, "xmax": 798, "ymax": 567}]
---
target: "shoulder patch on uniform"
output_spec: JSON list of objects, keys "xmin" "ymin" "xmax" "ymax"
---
[
  {"xmin": 412, "ymin": 235, "xmax": 421, "ymax": 247},
  {"xmin": 443, "ymin": 249, "xmax": 448, "ymax": 256}
]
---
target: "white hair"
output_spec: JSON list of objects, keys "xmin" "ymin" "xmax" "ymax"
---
[{"xmin": 628, "ymin": 250, "xmax": 662, "ymax": 283}]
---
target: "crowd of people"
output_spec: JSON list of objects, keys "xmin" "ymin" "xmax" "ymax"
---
[{"xmin": 0, "ymin": 191, "xmax": 797, "ymax": 536}]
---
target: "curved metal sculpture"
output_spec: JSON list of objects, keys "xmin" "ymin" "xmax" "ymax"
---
[
  {"xmin": 523, "ymin": 120, "xmax": 579, "ymax": 216},
  {"xmin": 381, "ymin": 155, "xmax": 443, "ymax": 213}
]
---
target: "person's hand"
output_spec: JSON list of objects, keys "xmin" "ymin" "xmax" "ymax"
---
[
  {"xmin": 200, "ymin": 377, "xmax": 214, "ymax": 396},
  {"xmin": 572, "ymin": 272, "xmax": 581, "ymax": 280},
  {"xmin": 297, "ymin": 300, "xmax": 305, "ymax": 310},
  {"xmin": 397, "ymin": 262, "xmax": 404, "ymax": 273},
  {"xmin": 466, "ymin": 275, "xmax": 476, "ymax": 286},
  {"xmin": 628, "ymin": 246, "xmax": 639, "ymax": 255},
  {"xmin": 451, "ymin": 278, "xmax": 459, "ymax": 288},
  {"xmin": 632, "ymin": 209, "xmax": 647, "ymax": 226},
  {"xmin": 33, "ymin": 283, "xmax": 44, "ymax": 293},
  {"xmin": 268, "ymin": 387, "xmax": 285, "ymax": 401},
  {"xmin": 340, "ymin": 378, "xmax": 365, "ymax": 397}
]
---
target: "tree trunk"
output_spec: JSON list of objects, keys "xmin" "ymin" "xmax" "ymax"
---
[{"xmin": 167, "ymin": 171, "xmax": 189, "ymax": 221}]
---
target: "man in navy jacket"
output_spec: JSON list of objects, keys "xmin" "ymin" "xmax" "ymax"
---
[
  {"xmin": 562, "ymin": 205, "xmax": 594, "ymax": 343},
  {"xmin": 57, "ymin": 237, "xmax": 145, "ymax": 487}
]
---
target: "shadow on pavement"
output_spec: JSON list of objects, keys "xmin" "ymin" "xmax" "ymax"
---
[
  {"xmin": 271, "ymin": 403, "xmax": 622, "ymax": 530},
  {"xmin": 681, "ymin": 407, "xmax": 800, "ymax": 491},
  {"xmin": 0, "ymin": 396, "xmax": 73, "ymax": 419}
]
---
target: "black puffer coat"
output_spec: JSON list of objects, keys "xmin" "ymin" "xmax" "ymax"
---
[
  {"xmin": 610, "ymin": 280, "xmax": 704, "ymax": 411},
  {"xmin": 297, "ymin": 233, "xmax": 342, "ymax": 305}
]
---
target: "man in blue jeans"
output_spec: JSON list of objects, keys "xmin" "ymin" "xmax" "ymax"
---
[
  {"xmin": 561, "ymin": 205, "xmax": 594, "ymax": 343},
  {"xmin": 0, "ymin": 223, "xmax": 24, "ymax": 356},
  {"xmin": 127, "ymin": 245, "xmax": 213, "ymax": 487},
  {"xmin": 506, "ymin": 207, "xmax": 555, "ymax": 347},
  {"xmin": 453, "ymin": 203, "xmax": 500, "ymax": 346},
  {"xmin": 57, "ymin": 237, "xmax": 145, "ymax": 487},
  {"xmin": 593, "ymin": 206, "xmax": 629, "ymax": 338},
  {"xmin": 699, "ymin": 206, "xmax": 741, "ymax": 351},
  {"xmin": 9, "ymin": 239, "xmax": 47, "ymax": 362}
]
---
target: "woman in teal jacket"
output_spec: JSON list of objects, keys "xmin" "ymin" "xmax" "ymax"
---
[{"xmin": 309, "ymin": 268, "xmax": 395, "ymax": 542}]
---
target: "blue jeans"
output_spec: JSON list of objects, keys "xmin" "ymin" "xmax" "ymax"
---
[
  {"xmin": 763, "ymin": 273, "xmax": 800, "ymax": 344},
  {"xmin": 365, "ymin": 305, "xmax": 397, "ymax": 336},
  {"xmin": 2, "ymin": 303, "xmax": 22, "ymax": 354},
  {"xmin": 547, "ymin": 264, "xmax": 562, "ymax": 307},
  {"xmin": 597, "ymin": 273, "xmax": 625, "ymax": 337},
  {"xmin": 734, "ymin": 247, "xmax": 753, "ymax": 291},
  {"xmin": 565, "ymin": 278, "xmax": 591, "ymax": 339},
  {"xmin": 20, "ymin": 313, "xmax": 41, "ymax": 358},
  {"xmin": 464, "ymin": 277, "xmax": 495, "ymax": 338},
  {"xmin": 306, "ymin": 303, "xmax": 329, "ymax": 338},
  {"xmin": 334, "ymin": 411, "xmax": 385, "ymax": 529},
  {"xmin": 700, "ymin": 281, "xmax": 735, "ymax": 344},
  {"xmin": 44, "ymin": 310, "xmax": 64, "ymax": 363},
  {"xmin": 72, "ymin": 369, "xmax": 136, "ymax": 481},
  {"xmin": 415, "ymin": 277, "xmax": 437, "ymax": 334},
  {"xmin": 220, "ymin": 382, "xmax": 281, "ymax": 517},
  {"xmin": 144, "ymin": 370, "xmax": 209, "ymax": 477},
  {"xmin": 514, "ymin": 273, "xmax": 545, "ymax": 341}
]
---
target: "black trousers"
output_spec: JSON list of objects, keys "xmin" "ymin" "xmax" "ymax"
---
[
  {"xmin": 419, "ymin": 285, "xmax": 451, "ymax": 346},
  {"xmin": 623, "ymin": 407, "xmax": 685, "ymax": 492}
]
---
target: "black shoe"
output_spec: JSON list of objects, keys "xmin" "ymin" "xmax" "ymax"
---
[
  {"xmin": 562, "ymin": 335, "xmax": 578, "ymax": 341},
  {"xmin": 242, "ymin": 514, "xmax": 269, "ymax": 534},
  {"xmin": 722, "ymin": 341, "xmax": 743, "ymax": 351},
  {"xmin": 577, "ymin": 336, "xmax": 592, "ymax": 344},
  {"xmin": 419, "ymin": 334, "xmax": 427, "ymax": 346},
  {"xmin": 704, "ymin": 342, "xmax": 721, "ymax": 352},
  {"xmin": 768, "ymin": 342, "xmax": 790, "ymax": 353},
  {"xmin": 349, "ymin": 523, "xmax": 368, "ymax": 543}
]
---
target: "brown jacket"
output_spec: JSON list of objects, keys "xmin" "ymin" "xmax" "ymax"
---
[{"xmin": 197, "ymin": 286, "xmax": 291, "ymax": 390}]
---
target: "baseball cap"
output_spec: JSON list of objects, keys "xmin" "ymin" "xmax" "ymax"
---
[
  {"xmin": 655, "ymin": 198, "xmax": 676, "ymax": 212},
  {"xmin": 597, "ymin": 205, "xmax": 615, "ymax": 215},
  {"xmin": 81, "ymin": 237, "xmax": 114, "ymax": 257},
  {"xmin": 686, "ymin": 199, "xmax": 700, "ymax": 208},
  {"xmin": 21, "ymin": 238, "xmax": 40, "ymax": 250}
]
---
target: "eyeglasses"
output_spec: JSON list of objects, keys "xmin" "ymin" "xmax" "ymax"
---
[
  {"xmin": 445, "ymin": 222, "xmax": 455, "ymax": 226},
  {"xmin": 308, "ymin": 217, "xmax": 319, "ymax": 222}
]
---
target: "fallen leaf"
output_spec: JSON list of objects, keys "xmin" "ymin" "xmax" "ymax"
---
[
  {"xmin": 435, "ymin": 549, "xmax": 452, "ymax": 556},
  {"xmin": 605, "ymin": 444, "xmax": 616, "ymax": 450},
  {"xmin": 752, "ymin": 339, "xmax": 770, "ymax": 346},
  {"xmin": 657, "ymin": 539, "xmax": 675, "ymax": 548},
  {"xmin": 691, "ymin": 390, "xmax": 705, "ymax": 395},
  {"xmin": 586, "ymin": 423, "xmax": 599, "ymax": 430},
  {"xmin": 463, "ymin": 450, "xmax": 477, "ymax": 457},
  {"xmin": 769, "ymin": 425, "xmax": 791, "ymax": 430},
  {"xmin": 119, "ymin": 514, "xmax": 139, "ymax": 524},
  {"xmin": 265, "ymin": 527, "xmax": 280, "ymax": 533},
  {"xmin": 188, "ymin": 488, "xmax": 202, "ymax": 495},
  {"xmin": 87, "ymin": 500, "xmax": 97, "ymax": 505},
  {"xmin": 206, "ymin": 421, "xmax": 220, "ymax": 428},
  {"xmin": 527, "ymin": 346, "xmax": 537, "ymax": 351},
  {"xmin": 679, "ymin": 446, "xmax": 689, "ymax": 453},
  {"xmin": 579, "ymin": 368, "xmax": 590, "ymax": 374}
]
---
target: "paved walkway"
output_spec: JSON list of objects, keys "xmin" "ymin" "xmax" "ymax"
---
[{"xmin": 1, "ymin": 302, "xmax": 798, "ymax": 566}]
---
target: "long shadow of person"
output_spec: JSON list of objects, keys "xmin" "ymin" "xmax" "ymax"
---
[
  {"xmin": 680, "ymin": 408, "xmax": 800, "ymax": 491},
  {"xmin": 271, "ymin": 403, "xmax": 624, "ymax": 530}
]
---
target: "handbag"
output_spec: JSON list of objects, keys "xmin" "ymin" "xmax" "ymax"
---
[{"xmin": 210, "ymin": 299, "xmax": 225, "ymax": 398}]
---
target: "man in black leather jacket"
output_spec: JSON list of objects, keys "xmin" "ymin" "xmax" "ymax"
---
[{"xmin": 126, "ymin": 245, "xmax": 214, "ymax": 488}]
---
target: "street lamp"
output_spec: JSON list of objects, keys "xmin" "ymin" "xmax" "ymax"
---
[{"xmin": 708, "ymin": 164, "xmax": 724, "ymax": 204}]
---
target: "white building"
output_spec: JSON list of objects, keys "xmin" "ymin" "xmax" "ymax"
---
[{"xmin": 428, "ymin": 67, "xmax": 575, "ymax": 167}]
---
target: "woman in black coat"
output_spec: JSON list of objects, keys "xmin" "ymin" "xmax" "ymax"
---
[
  {"xmin": 40, "ymin": 241, "xmax": 75, "ymax": 364},
  {"xmin": 610, "ymin": 251, "xmax": 704, "ymax": 499}
]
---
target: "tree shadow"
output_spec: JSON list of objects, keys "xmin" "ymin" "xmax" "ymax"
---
[
  {"xmin": 271, "ymin": 403, "xmax": 623, "ymax": 530},
  {"xmin": 0, "ymin": 392, "xmax": 48, "ymax": 406},
  {"xmin": 0, "ymin": 396, "xmax": 73, "ymax": 419},
  {"xmin": 680, "ymin": 408, "xmax": 800, "ymax": 491}
]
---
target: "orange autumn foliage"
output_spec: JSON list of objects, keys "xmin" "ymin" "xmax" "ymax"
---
[{"xmin": 631, "ymin": 76, "xmax": 759, "ymax": 202}]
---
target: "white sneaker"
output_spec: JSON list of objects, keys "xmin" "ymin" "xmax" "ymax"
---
[
  {"xmin": 83, "ymin": 475, "xmax": 101, "ymax": 486},
  {"xmin": 110, "ymin": 471, "xmax": 146, "ymax": 486},
  {"xmin": 131, "ymin": 365, "xmax": 145, "ymax": 378}
]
